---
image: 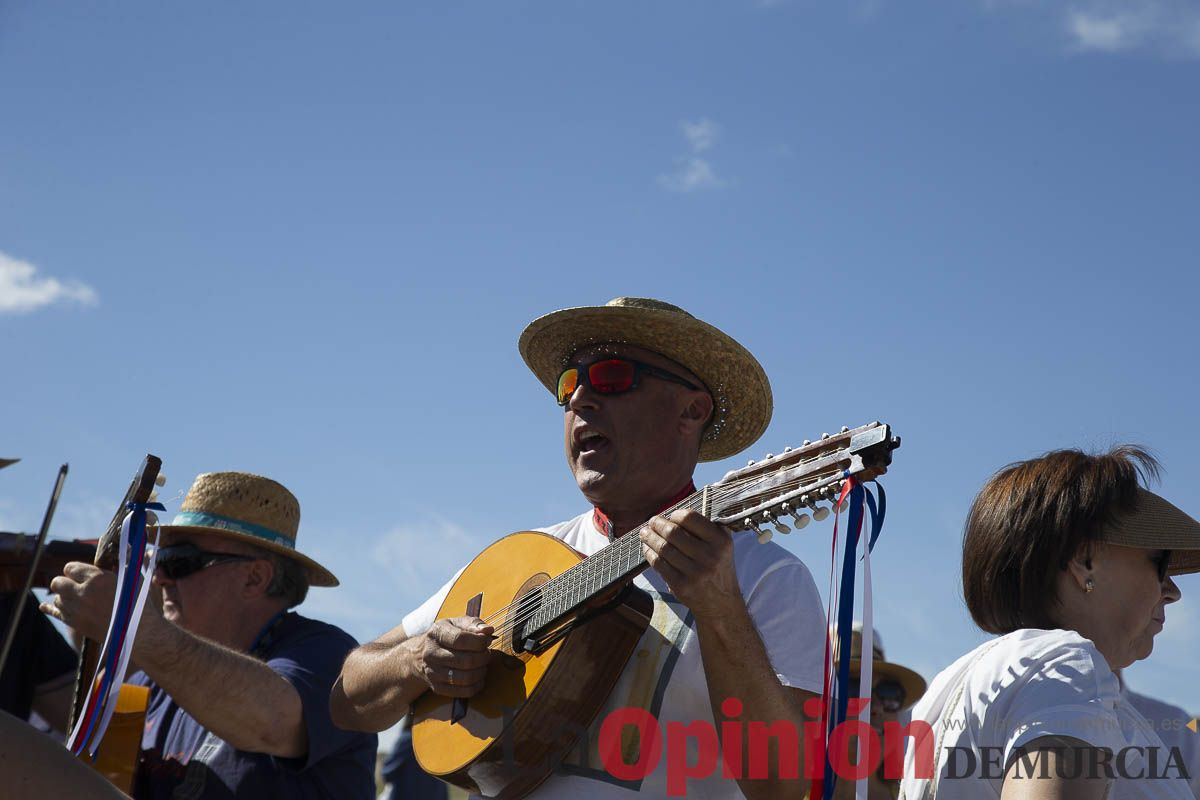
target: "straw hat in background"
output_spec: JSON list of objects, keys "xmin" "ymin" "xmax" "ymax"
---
[
  {"xmin": 518, "ymin": 297, "xmax": 773, "ymax": 462},
  {"xmin": 0, "ymin": 458, "xmax": 19, "ymax": 471},
  {"xmin": 156, "ymin": 471, "xmax": 338, "ymax": 587},
  {"xmin": 840, "ymin": 622, "xmax": 927, "ymax": 712}
]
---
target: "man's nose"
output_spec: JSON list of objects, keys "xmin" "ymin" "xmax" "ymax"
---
[{"xmin": 566, "ymin": 380, "xmax": 601, "ymax": 411}]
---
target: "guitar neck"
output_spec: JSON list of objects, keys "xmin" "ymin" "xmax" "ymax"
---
[{"xmin": 524, "ymin": 488, "xmax": 713, "ymax": 638}]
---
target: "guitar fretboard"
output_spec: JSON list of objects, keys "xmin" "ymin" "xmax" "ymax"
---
[{"xmin": 522, "ymin": 488, "xmax": 710, "ymax": 639}]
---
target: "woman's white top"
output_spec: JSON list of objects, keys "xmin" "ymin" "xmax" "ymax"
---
[{"xmin": 899, "ymin": 629, "xmax": 1193, "ymax": 799}]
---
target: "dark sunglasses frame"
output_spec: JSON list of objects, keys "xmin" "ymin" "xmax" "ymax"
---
[
  {"xmin": 154, "ymin": 543, "xmax": 257, "ymax": 581},
  {"xmin": 1156, "ymin": 550, "xmax": 1173, "ymax": 583},
  {"xmin": 850, "ymin": 676, "xmax": 907, "ymax": 712},
  {"xmin": 557, "ymin": 358, "xmax": 701, "ymax": 406}
]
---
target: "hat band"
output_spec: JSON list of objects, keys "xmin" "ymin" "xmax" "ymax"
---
[{"xmin": 170, "ymin": 510, "xmax": 295, "ymax": 549}]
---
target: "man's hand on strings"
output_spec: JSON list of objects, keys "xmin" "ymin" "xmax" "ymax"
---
[
  {"xmin": 641, "ymin": 509, "xmax": 742, "ymax": 620},
  {"xmin": 408, "ymin": 616, "xmax": 494, "ymax": 699}
]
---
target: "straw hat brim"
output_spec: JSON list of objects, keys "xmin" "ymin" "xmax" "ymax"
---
[
  {"xmin": 518, "ymin": 304, "xmax": 772, "ymax": 462},
  {"xmin": 1100, "ymin": 489, "xmax": 1200, "ymax": 577},
  {"xmin": 0, "ymin": 458, "xmax": 18, "ymax": 471},
  {"xmin": 154, "ymin": 523, "xmax": 338, "ymax": 587},
  {"xmin": 849, "ymin": 657, "xmax": 928, "ymax": 712}
]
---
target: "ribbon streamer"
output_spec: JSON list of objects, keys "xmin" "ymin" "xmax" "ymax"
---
[
  {"xmin": 68, "ymin": 501, "xmax": 164, "ymax": 757},
  {"xmin": 813, "ymin": 478, "xmax": 886, "ymax": 800}
]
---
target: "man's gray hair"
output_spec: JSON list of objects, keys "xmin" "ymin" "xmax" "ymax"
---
[{"xmin": 251, "ymin": 547, "xmax": 309, "ymax": 608}]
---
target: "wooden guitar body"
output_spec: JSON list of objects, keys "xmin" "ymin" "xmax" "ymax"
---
[{"xmin": 412, "ymin": 531, "xmax": 653, "ymax": 799}]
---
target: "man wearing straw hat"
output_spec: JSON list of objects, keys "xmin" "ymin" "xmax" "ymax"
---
[
  {"xmin": 334, "ymin": 298, "xmax": 829, "ymax": 798},
  {"xmin": 45, "ymin": 471, "xmax": 377, "ymax": 799}
]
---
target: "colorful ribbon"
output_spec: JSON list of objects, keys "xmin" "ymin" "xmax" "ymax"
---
[
  {"xmin": 812, "ymin": 477, "xmax": 886, "ymax": 800},
  {"xmin": 68, "ymin": 500, "xmax": 164, "ymax": 757}
]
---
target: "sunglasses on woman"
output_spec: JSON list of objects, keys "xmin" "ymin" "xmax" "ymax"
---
[
  {"xmin": 154, "ymin": 543, "xmax": 257, "ymax": 581},
  {"xmin": 556, "ymin": 358, "xmax": 701, "ymax": 406}
]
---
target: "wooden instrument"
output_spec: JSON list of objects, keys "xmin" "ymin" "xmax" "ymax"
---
[
  {"xmin": 0, "ymin": 533, "xmax": 95, "ymax": 593},
  {"xmin": 412, "ymin": 422, "xmax": 900, "ymax": 799},
  {"xmin": 68, "ymin": 454, "xmax": 164, "ymax": 794}
]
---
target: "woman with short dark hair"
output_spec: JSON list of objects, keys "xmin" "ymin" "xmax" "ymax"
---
[{"xmin": 900, "ymin": 445, "xmax": 1199, "ymax": 800}]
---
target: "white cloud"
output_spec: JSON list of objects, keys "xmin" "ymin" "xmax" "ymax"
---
[
  {"xmin": 0, "ymin": 250, "xmax": 98, "ymax": 314},
  {"xmin": 658, "ymin": 157, "xmax": 724, "ymax": 193},
  {"xmin": 1066, "ymin": 10, "xmax": 1144, "ymax": 51},
  {"xmin": 991, "ymin": 0, "xmax": 1200, "ymax": 58},
  {"xmin": 681, "ymin": 119, "xmax": 720, "ymax": 153},
  {"xmin": 659, "ymin": 118, "xmax": 728, "ymax": 193}
]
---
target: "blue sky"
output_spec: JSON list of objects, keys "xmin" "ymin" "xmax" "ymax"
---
[{"xmin": 3, "ymin": 0, "xmax": 1198, "ymax": 749}]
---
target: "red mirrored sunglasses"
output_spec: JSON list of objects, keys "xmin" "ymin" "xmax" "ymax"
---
[{"xmin": 557, "ymin": 358, "xmax": 701, "ymax": 406}]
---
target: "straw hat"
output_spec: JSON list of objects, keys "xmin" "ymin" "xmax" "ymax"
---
[
  {"xmin": 0, "ymin": 458, "xmax": 18, "ymax": 470},
  {"xmin": 518, "ymin": 297, "xmax": 773, "ymax": 462},
  {"xmin": 838, "ymin": 623, "xmax": 927, "ymax": 712},
  {"xmin": 1100, "ymin": 488, "xmax": 1200, "ymax": 576},
  {"xmin": 156, "ymin": 472, "xmax": 337, "ymax": 587}
]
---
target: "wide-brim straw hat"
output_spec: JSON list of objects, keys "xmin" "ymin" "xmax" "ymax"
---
[
  {"xmin": 838, "ymin": 623, "xmax": 927, "ymax": 712},
  {"xmin": 518, "ymin": 297, "xmax": 772, "ymax": 462},
  {"xmin": 155, "ymin": 471, "xmax": 337, "ymax": 587},
  {"xmin": 0, "ymin": 458, "xmax": 18, "ymax": 471},
  {"xmin": 1100, "ymin": 488, "xmax": 1200, "ymax": 576}
]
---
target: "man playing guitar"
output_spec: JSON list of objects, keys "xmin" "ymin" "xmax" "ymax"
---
[{"xmin": 332, "ymin": 297, "xmax": 828, "ymax": 798}]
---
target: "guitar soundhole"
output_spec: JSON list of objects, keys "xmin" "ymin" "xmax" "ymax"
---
[{"xmin": 505, "ymin": 573, "xmax": 549, "ymax": 656}]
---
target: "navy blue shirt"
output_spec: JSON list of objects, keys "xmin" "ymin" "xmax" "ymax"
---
[{"xmin": 130, "ymin": 612, "xmax": 376, "ymax": 800}]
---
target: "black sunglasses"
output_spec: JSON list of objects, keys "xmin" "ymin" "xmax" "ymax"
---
[
  {"xmin": 557, "ymin": 358, "xmax": 701, "ymax": 406},
  {"xmin": 154, "ymin": 543, "xmax": 257, "ymax": 581},
  {"xmin": 850, "ymin": 676, "xmax": 906, "ymax": 713},
  {"xmin": 1155, "ymin": 550, "xmax": 1173, "ymax": 583}
]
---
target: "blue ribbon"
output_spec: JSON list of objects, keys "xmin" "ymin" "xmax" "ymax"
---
[{"xmin": 75, "ymin": 500, "xmax": 164, "ymax": 755}]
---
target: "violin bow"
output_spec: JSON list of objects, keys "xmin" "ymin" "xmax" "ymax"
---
[
  {"xmin": 67, "ymin": 455, "xmax": 162, "ymax": 734},
  {"xmin": 0, "ymin": 463, "xmax": 69, "ymax": 675}
]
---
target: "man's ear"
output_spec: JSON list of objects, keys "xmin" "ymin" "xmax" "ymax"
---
[
  {"xmin": 680, "ymin": 391, "xmax": 714, "ymax": 434},
  {"xmin": 243, "ymin": 557, "xmax": 275, "ymax": 599}
]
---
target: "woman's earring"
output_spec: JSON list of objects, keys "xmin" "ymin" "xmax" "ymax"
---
[{"xmin": 1085, "ymin": 578, "xmax": 1095, "ymax": 594}]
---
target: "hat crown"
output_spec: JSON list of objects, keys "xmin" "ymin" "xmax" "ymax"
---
[
  {"xmin": 179, "ymin": 472, "xmax": 300, "ymax": 539},
  {"xmin": 605, "ymin": 297, "xmax": 694, "ymax": 318}
]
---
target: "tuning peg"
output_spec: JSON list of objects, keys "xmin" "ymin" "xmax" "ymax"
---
[
  {"xmin": 763, "ymin": 511, "xmax": 790, "ymax": 535},
  {"xmin": 813, "ymin": 506, "xmax": 831, "ymax": 522},
  {"xmin": 764, "ymin": 453, "xmax": 774, "ymax": 460},
  {"xmin": 745, "ymin": 518, "xmax": 772, "ymax": 544},
  {"xmin": 802, "ymin": 439, "xmax": 811, "ymax": 446},
  {"xmin": 747, "ymin": 459, "xmax": 756, "ymax": 467},
  {"xmin": 781, "ymin": 503, "xmax": 811, "ymax": 529},
  {"xmin": 155, "ymin": 474, "xmax": 167, "ymax": 487},
  {"xmin": 783, "ymin": 446, "xmax": 792, "ymax": 453},
  {"xmin": 840, "ymin": 426, "xmax": 849, "ymax": 433},
  {"xmin": 821, "ymin": 432, "xmax": 830, "ymax": 439}
]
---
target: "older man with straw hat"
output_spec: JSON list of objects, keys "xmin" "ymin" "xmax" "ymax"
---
[
  {"xmin": 45, "ymin": 471, "xmax": 377, "ymax": 799},
  {"xmin": 333, "ymin": 297, "xmax": 829, "ymax": 799}
]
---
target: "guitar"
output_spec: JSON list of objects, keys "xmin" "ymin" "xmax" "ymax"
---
[
  {"xmin": 68, "ymin": 454, "xmax": 165, "ymax": 794},
  {"xmin": 411, "ymin": 421, "xmax": 900, "ymax": 799}
]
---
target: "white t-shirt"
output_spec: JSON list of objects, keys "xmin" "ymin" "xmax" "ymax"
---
[
  {"xmin": 1122, "ymin": 684, "xmax": 1200, "ymax": 798},
  {"xmin": 899, "ymin": 629, "xmax": 1193, "ymax": 800},
  {"xmin": 403, "ymin": 510, "xmax": 827, "ymax": 799}
]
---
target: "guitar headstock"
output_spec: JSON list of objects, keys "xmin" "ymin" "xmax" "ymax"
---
[
  {"xmin": 709, "ymin": 422, "xmax": 899, "ymax": 542},
  {"xmin": 93, "ymin": 455, "xmax": 165, "ymax": 566}
]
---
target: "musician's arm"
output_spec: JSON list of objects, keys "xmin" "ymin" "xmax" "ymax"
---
[
  {"xmin": 643, "ymin": 510, "xmax": 815, "ymax": 799},
  {"xmin": 331, "ymin": 615, "xmax": 493, "ymax": 732},
  {"xmin": 132, "ymin": 611, "xmax": 309, "ymax": 758}
]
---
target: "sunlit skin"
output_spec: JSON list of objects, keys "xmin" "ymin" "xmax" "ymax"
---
[
  {"xmin": 152, "ymin": 530, "xmax": 278, "ymax": 649},
  {"xmin": 1054, "ymin": 543, "xmax": 1180, "ymax": 670},
  {"xmin": 562, "ymin": 343, "xmax": 713, "ymax": 535}
]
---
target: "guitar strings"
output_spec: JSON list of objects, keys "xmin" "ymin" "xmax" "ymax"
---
[
  {"xmin": 480, "ymin": 466, "xmax": 847, "ymax": 643},
  {"xmin": 479, "ymin": 462, "xmax": 849, "ymax": 640},
  {"xmin": 477, "ymin": 462, "xmax": 848, "ymax": 642}
]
